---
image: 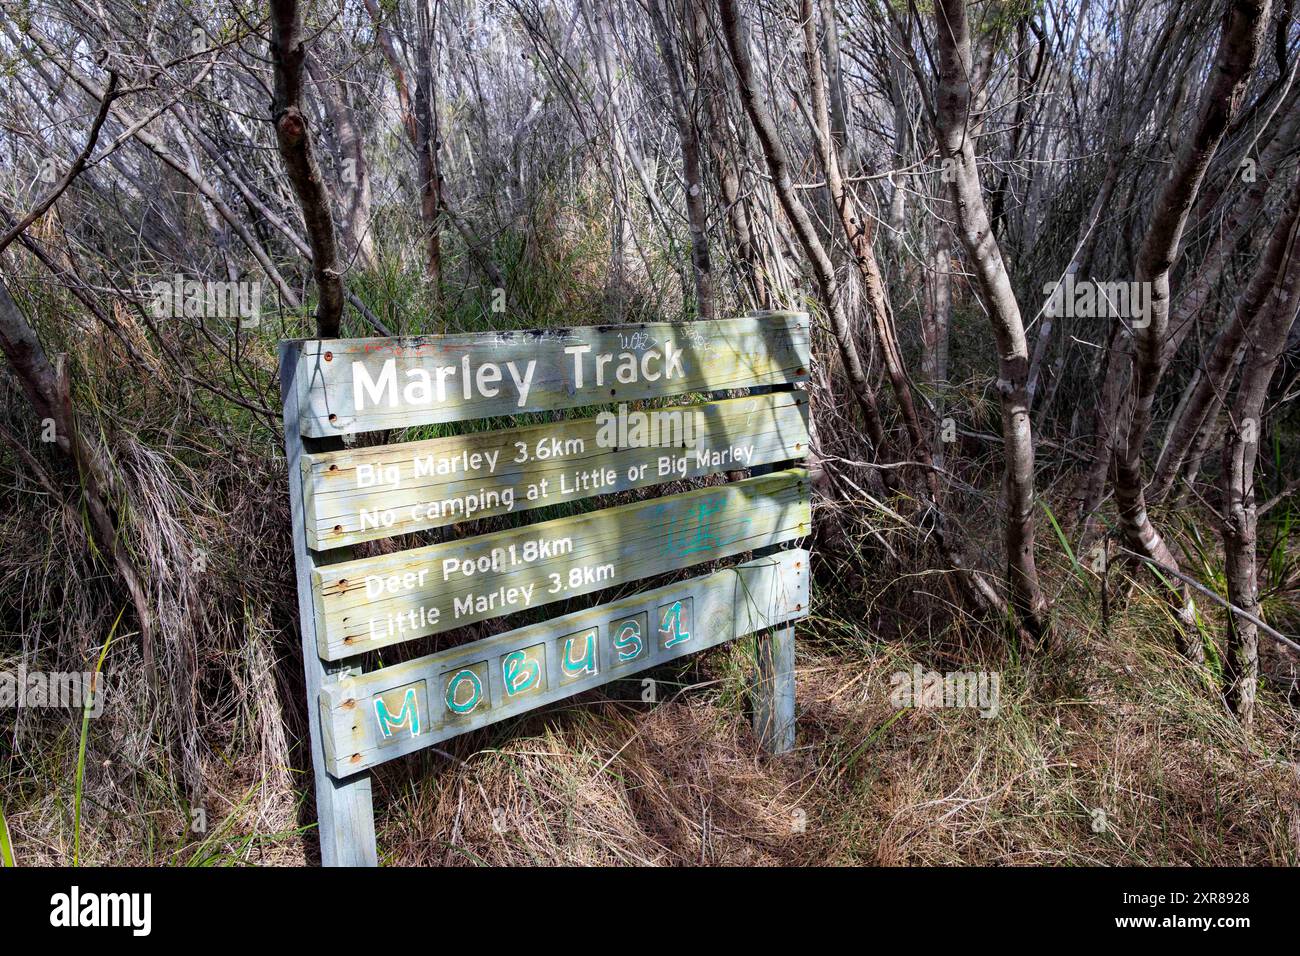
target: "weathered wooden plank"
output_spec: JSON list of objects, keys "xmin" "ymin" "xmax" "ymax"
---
[
  {"xmin": 318, "ymin": 549, "xmax": 809, "ymax": 776},
  {"xmin": 311, "ymin": 468, "xmax": 810, "ymax": 660},
  {"xmin": 279, "ymin": 342, "xmax": 378, "ymax": 867},
  {"xmin": 292, "ymin": 312, "xmax": 809, "ymax": 436},
  {"xmin": 300, "ymin": 391, "xmax": 809, "ymax": 549}
]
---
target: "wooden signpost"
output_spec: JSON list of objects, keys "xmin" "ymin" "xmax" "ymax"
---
[{"xmin": 280, "ymin": 312, "xmax": 811, "ymax": 865}]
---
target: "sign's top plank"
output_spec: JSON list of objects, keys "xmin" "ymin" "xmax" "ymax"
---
[{"xmin": 290, "ymin": 312, "xmax": 809, "ymax": 436}]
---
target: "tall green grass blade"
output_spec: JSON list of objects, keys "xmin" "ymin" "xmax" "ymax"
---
[
  {"xmin": 74, "ymin": 606, "xmax": 124, "ymax": 866},
  {"xmin": 1040, "ymin": 501, "xmax": 1083, "ymax": 581},
  {"xmin": 0, "ymin": 798, "xmax": 15, "ymax": 866}
]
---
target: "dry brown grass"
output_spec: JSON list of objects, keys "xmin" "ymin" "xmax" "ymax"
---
[{"xmin": 359, "ymin": 591, "xmax": 1299, "ymax": 866}]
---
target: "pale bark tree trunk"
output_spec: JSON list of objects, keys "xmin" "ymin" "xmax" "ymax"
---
[
  {"xmin": 361, "ymin": 0, "xmax": 418, "ymax": 144},
  {"xmin": 801, "ymin": 0, "xmax": 928, "ymax": 464},
  {"xmin": 1072, "ymin": 10, "xmax": 1217, "ymax": 527},
  {"xmin": 1156, "ymin": 185, "xmax": 1300, "ymax": 504},
  {"xmin": 1221, "ymin": 212, "xmax": 1300, "ymax": 722},
  {"xmin": 1162, "ymin": 84, "xmax": 1300, "ymax": 365},
  {"xmin": 576, "ymin": 0, "xmax": 649, "ymax": 319},
  {"xmin": 1110, "ymin": 0, "xmax": 1270, "ymax": 659},
  {"xmin": 932, "ymin": 0, "xmax": 1048, "ymax": 641},
  {"xmin": 819, "ymin": 0, "xmax": 849, "ymax": 153},
  {"xmin": 922, "ymin": 202, "xmax": 953, "ymax": 468},
  {"xmin": 364, "ymin": 0, "xmax": 501, "ymax": 295},
  {"xmin": 802, "ymin": 0, "xmax": 986, "ymax": 626},
  {"xmin": 1152, "ymin": 90, "xmax": 1300, "ymax": 500},
  {"xmin": 306, "ymin": 54, "xmax": 377, "ymax": 271},
  {"xmin": 883, "ymin": 17, "xmax": 916, "ymax": 259},
  {"xmin": 921, "ymin": 207, "xmax": 953, "ymax": 388},
  {"xmin": 707, "ymin": 104, "xmax": 766, "ymax": 308},
  {"xmin": 722, "ymin": 0, "xmax": 1008, "ymax": 620},
  {"xmin": 693, "ymin": 0, "xmax": 767, "ymax": 308},
  {"xmin": 717, "ymin": 0, "xmax": 891, "ymax": 464}
]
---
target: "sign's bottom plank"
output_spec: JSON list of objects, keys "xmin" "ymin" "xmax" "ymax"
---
[{"xmin": 319, "ymin": 549, "xmax": 810, "ymax": 777}]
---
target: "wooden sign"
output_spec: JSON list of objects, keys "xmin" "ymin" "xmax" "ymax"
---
[{"xmin": 280, "ymin": 312, "xmax": 810, "ymax": 866}]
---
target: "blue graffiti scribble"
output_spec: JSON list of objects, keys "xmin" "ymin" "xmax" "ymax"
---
[{"xmin": 656, "ymin": 496, "xmax": 750, "ymax": 557}]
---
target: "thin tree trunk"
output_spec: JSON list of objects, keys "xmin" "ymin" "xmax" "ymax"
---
[
  {"xmin": 650, "ymin": 0, "xmax": 714, "ymax": 318},
  {"xmin": 819, "ymin": 0, "xmax": 849, "ymax": 153},
  {"xmin": 805, "ymin": 0, "xmax": 1009, "ymax": 616},
  {"xmin": 269, "ymin": 0, "xmax": 345, "ymax": 338},
  {"xmin": 717, "ymin": 0, "xmax": 891, "ymax": 463},
  {"xmin": 694, "ymin": 0, "xmax": 767, "ymax": 308},
  {"xmin": 306, "ymin": 54, "xmax": 377, "ymax": 271},
  {"xmin": 414, "ymin": 3, "xmax": 443, "ymax": 293},
  {"xmin": 932, "ymin": 0, "xmax": 1049, "ymax": 641},
  {"xmin": 801, "ymin": 0, "xmax": 928, "ymax": 464},
  {"xmin": 0, "ymin": 278, "xmax": 156, "ymax": 669},
  {"xmin": 921, "ymin": 213, "xmax": 953, "ymax": 392},
  {"xmin": 883, "ymin": 17, "xmax": 916, "ymax": 258},
  {"xmin": 1157, "ymin": 184, "xmax": 1300, "ymax": 503},
  {"xmin": 1071, "ymin": 9, "xmax": 1205, "ymax": 526},
  {"xmin": 1152, "ymin": 91, "xmax": 1300, "ymax": 500},
  {"xmin": 1162, "ymin": 85, "xmax": 1300, "ymax": 365},
  {"xmin": 1111, "ymin": 0, "xmax": 1269, "ymax": 658},
  {"xmin": 361, "ymin": 0, "xmax": 418, "ymax": 144},
  {"xmin": 1221, "ymin": 211, "xmax": 1300, "ymax": 722},
  {"xmin": 922, "ymin": 202, "xmax": 952, "ymax": 468},
  {"xmin": 989, "ymin": 17, "xmax": 1046, "ymax": 248},
  {"xmin": 721, "ymin": 0, "xmax": 1009, "ymax": 620}
]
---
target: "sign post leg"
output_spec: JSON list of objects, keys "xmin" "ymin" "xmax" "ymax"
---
[
  {"xmin": 305, "ymin": 659, "xmax": 378, "ymax": 866},
  {"xmin": 746, "ymin": 334, "xmax": 800, "ymax": 757},
  {"xmin": 281, "ymin": 342, "xmax": 378, "ymax": 866},
  {"xmin": 752, "ymin": 625, "xmax": 796, "ymax": 754}
]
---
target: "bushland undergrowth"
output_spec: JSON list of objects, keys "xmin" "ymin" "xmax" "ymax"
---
[{"xmin": 1, "ymin": 195, "xmax": 1297, "ymax": 868}]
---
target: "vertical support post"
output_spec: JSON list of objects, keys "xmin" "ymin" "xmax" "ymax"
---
[
  {"xmin": 746, "ymin": 310, "xmax": 803, "ymax": 755},
  {"xmin": 280, "ymin": 342, "xmax": 378, "ymax": 866},
  {"xmin": 752, "ymin": 624, "xmax": 796, "ymax": 753}
]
